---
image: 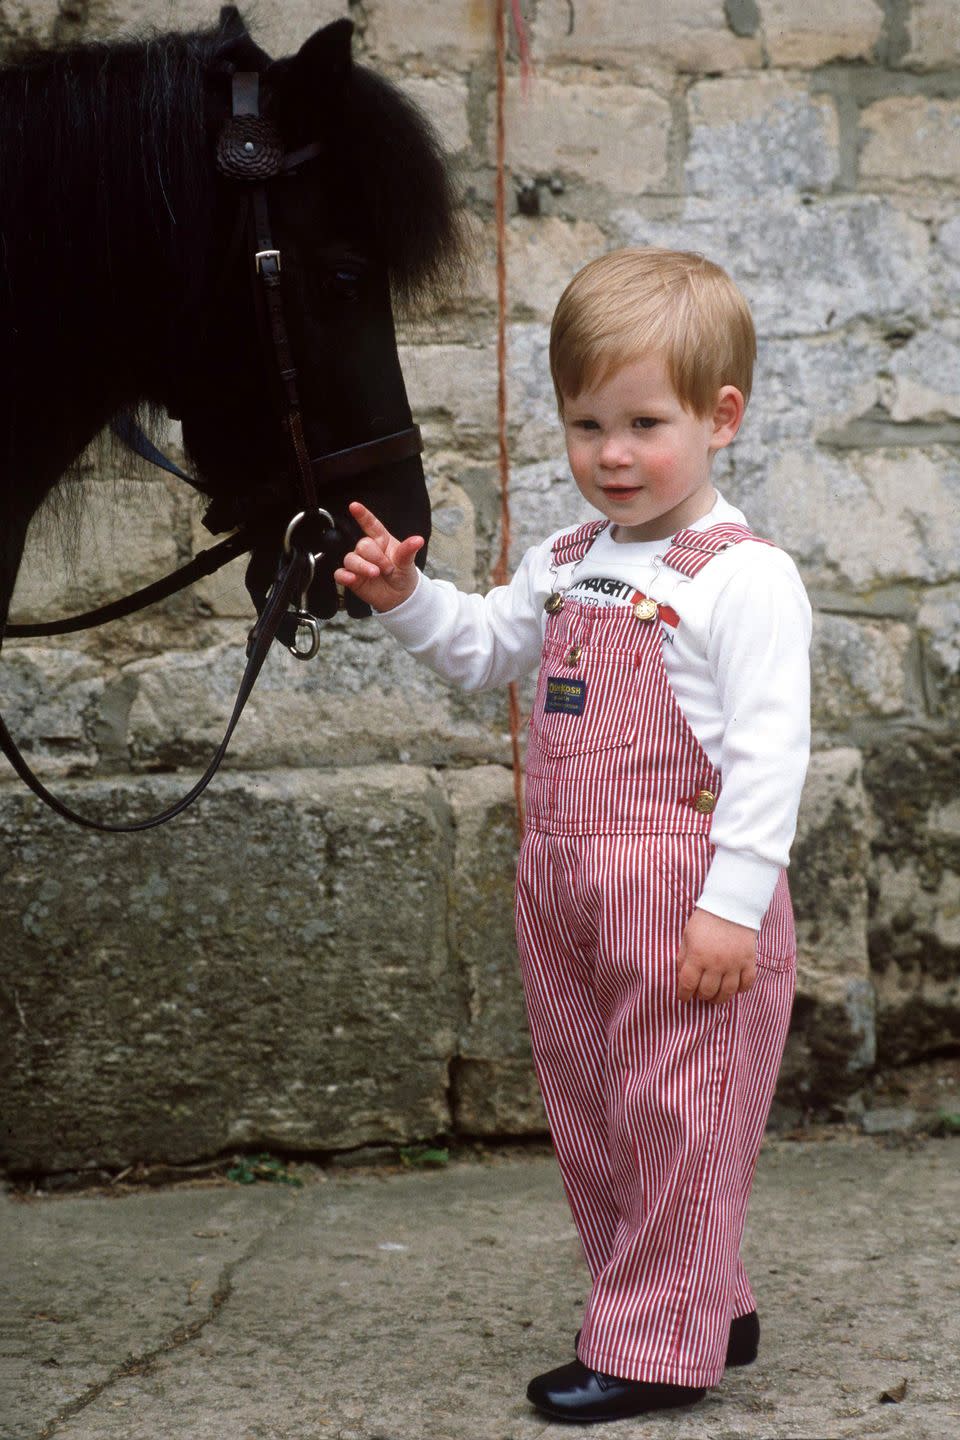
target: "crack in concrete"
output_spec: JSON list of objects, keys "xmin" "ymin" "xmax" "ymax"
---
[
  {"xmin": 33, "ymin": 1271, "xmax": 234, "ymax": 1440},
  {"xmin": 33, "ymin": 1194, "xmax": 301, "ymax": 1440}
]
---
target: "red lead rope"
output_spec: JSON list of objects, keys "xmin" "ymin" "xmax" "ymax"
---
[
  {"xmin": 494, "ymin": 1, "xmax": 530, "ymax": 834},
  {"xmin": 509, "ymin": 0, "xmax": 532, "ymax": 90}
]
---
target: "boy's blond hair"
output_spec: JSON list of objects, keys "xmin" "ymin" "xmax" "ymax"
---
[{"xmin": 549, "ymin": 247, "xmax": 756, "ymax": 417}]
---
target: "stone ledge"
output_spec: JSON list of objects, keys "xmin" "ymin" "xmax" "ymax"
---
[
  {"xmin": 0, "ymin": 767, "xmax": 458, "ymax": 1171},
  {"xmin": 125, "ymin": 632, "xmax": 512, "ymax": 771}
]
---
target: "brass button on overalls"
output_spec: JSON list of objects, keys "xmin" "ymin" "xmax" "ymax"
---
[
  {"xmin": 633, "ymin": 598, "xmax": 658, "ymax": 622},
  {"xmin": 565, "ymin": 644, "xmax": 583, "ymax": 666},
  {"xmin": 544, "ymin": 592, "xmax": 564, "ymax": 614},
  {"xmin": 693, "ymin": 789, "xmax": 717, "ymax": 814}
]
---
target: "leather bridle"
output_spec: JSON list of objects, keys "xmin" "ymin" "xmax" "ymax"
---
[{"xmin": 0, "ymin": 70, "xmax": 423, "ymax": 831}]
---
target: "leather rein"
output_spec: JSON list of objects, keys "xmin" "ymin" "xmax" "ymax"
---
[{"xmin": 0, "ymin": 71, "xmax": 423, "ymax": 833}]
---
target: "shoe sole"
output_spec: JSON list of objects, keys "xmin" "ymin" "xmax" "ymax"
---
[
  {"xmin": 528, "ymin": 1404, "xmax": 631, "ymax": 1424},
  {"xmin": 528, "ymin": 1400, "xmax": 703, "ymax": 1424},
  {"xmin": 528, "ymin": 1393, "xmax": 707, "ymax": 1424}
]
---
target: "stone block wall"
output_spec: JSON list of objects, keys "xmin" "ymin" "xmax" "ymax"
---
[{"xmin": 1, "ymin": 0, "xmax": 958, "ymax": 1173}]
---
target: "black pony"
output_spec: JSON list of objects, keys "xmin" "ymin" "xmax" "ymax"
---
[{"xmin": 0, "ymin": 7, "xmax": 461, "ymax": 633}]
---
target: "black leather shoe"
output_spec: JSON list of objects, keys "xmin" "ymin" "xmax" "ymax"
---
[
  {"xmin": 527, "ymin": 1360, "xmax": 706, "ymax": 1423},
  {"xmin": 726, "ymin": 1310, "xmax": 760, "ymax": 1366}
]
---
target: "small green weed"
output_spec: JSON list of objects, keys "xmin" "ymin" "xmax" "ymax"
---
[
  {"xmin": 226, "ymin": 1153, "xmax": 304, "ymax": 1187},
  {"xmin": 399, "ymin": 1145, "xmax": 450, "ymax": 1169},
  {"xmin": 933, "ymin": 1112, "xmax": 960, "ymax": 1136}
]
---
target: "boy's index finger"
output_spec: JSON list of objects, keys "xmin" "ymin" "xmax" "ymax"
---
[{"xmin": 348, "ymin": 500, "xmax": 395, "ymax": 547}]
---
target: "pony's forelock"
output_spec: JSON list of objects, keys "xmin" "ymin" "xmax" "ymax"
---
[{"xmin": 343, "ymin": 66, "xmax": 467, "ymax": 305}]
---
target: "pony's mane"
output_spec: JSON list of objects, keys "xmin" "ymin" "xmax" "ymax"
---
[
  {"xmin": 0, "ymin": 15, "xmax": 463, "ymax": 320},
  {"xmin": 343, "ymin": 62, "xmax": 465, "ymax": 305},
  {"xmin": 0, "ymin": 31, "xmax": 213, "ymax": 322}
]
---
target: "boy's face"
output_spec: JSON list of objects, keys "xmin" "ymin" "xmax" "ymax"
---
[{"xmin": 561, "ymin": 353, "xmax": 743, "ymax": 543}]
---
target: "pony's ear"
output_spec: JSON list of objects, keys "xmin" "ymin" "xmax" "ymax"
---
[
  {"xmin": 291, "ymin": 18, "xmax": 354, "ymax": 84},
  {"xmin": 212, "ymin": 6, "xmax": 270, "ymax": 73},
  {"xmin": 267, "ymin": 18, "xmax": 354, "ymax": 117},
  {"xmin": 218, "ymin": 6, "xmax": 248, "ymax": 41}
]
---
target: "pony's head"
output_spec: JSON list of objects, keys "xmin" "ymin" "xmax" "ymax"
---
[
  {"xmin": 170, "ymin": 7, "xmax": 464, "ymax": 617},
  {"xmin": 0, "ymin": 7, "xmax": 464, "ymax": 625}
]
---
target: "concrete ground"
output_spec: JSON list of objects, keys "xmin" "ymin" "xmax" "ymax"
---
[{"xmin": 3, "ymin": 1136, "xmax": 958, "ymax": 1440}]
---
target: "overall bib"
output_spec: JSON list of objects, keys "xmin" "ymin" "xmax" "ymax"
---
[{"xmin": 515, "ymin": 521, "xmax": 797, "ymax": 1389}]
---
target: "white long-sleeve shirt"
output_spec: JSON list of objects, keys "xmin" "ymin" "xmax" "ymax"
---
[{"xmin": 379, "ymin": 492, "xmax": 812, "ymax": 931}]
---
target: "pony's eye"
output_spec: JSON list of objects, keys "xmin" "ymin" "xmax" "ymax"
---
[
  {"xmin": 328, "ymin": 262, "xmax": 367, "ymax": 301},
  {"xmin": 313, "ymin": 254, "xmax": 369, "ymax": 305}
]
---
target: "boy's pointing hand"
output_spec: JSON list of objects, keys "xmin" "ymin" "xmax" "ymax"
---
[
  {"xmin": 677, "ymin": 909, "xmax": 758, "ymax": 1005},
  {"xmin": 334, "ymin": 501, "xmax": 424, "ymax": 613}
]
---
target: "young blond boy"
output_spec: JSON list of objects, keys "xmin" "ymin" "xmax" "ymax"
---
[{"xmin": 335, "ymin": 248, "xmax": 811, "ymax": 1423}]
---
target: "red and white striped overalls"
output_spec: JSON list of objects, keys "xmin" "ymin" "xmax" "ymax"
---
[{"xmin": 515, "ymin": 520, "xmax": 796, "ymax": 1389}]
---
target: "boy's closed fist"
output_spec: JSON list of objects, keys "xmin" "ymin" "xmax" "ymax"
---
[{"xmin": 677, "ymin": 909, "xmax": 757, "ymax": 1005}]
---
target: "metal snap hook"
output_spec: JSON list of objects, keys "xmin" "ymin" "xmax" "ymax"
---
[
  {"xmin": 285, "ymin": 546, "xmax": 323, "ymax": 661},
  {"xmin": 295, "ymin": 549, "xmax": 317, "ymax": 606},
  {"xmin": 288, "ymin": 613, "xmax": 322, "ymax": 661}
]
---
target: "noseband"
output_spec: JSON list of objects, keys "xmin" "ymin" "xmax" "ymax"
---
[{"xmin": 0, "ymin": 71, "xmax": 422, "ymax": 831}]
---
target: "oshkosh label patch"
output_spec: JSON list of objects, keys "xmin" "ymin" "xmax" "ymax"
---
[{"xmin": 545, "ymin": 677, "xmax": 587, "ymax": 716}]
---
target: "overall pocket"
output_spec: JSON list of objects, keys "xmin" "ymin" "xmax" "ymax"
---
[
  {"xmin": 529, "ymin": 640, "xmax": 636, "ymax": 759},
  {"xmin": 639, "ymin": 836, "xmax": 796, "ymax": 972}
]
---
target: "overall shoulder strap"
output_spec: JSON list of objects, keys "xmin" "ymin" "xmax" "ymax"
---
[
  {"xmin": 661, "ymin": 523, "xmax": 775, "ymax": 579},
  {"xmin": 551, "ymin": 520, "xmax": 608, "ymax": 566}
]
